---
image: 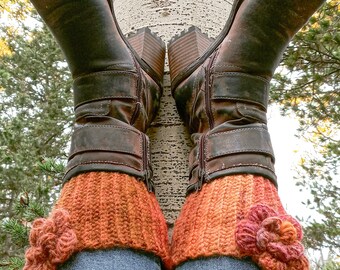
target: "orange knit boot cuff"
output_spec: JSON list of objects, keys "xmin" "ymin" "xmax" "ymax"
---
[
  {"xmin": 171, "ymin": 175, "xmax": 309, "ymax": 270},
  {"xmin": 24, "ymin": 172, "xmax": 172, "ymax": 269}
]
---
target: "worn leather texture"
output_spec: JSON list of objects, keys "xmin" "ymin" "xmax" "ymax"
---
[
  {"xmin": 30, "ymin": 0, "xmax": 163, "ymax": 190},
  {"xmin": 173, "ymin": 0, "xmax": 325, "ymax": 194}
]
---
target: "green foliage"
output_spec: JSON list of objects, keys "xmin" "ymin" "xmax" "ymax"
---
[
  {"xmin": 1, "ymin": 219, "xmax": 27, "ymax": 247},
  {"xmin": 0, "ymin": 2, "xmax": 73, "ymax": 263},
  {"xmin": 321, "ymin": 261, "xmax": 340, "ymax": 270},
  {"xmin": 309, "ymin": 252, "xmax": 340, "ymax": 270},
  {"xmin": 0, "ymin": 191, "xmax": 49, "ymax": 268},
  {"xmin": 0, "ymin": 257, "xmax": 25, "ymax": 270},
  {"xmin": 271, "ymin": 0, "xmax": 339, "ymax": 255}
]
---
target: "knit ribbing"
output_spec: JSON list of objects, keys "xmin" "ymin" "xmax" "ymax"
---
[
  {"xmin": 171, "ymin": 175, "xmax": 308, "ymax": 270},
  {"xmin": 24, "ymin": 172, "xmax": 171, "ymax": 270}
]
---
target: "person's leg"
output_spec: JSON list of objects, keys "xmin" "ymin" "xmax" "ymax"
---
[
  {"xmin": 177, "ymin": 256, "xmax": 259, "ymax": 270},
  {"xmin": 24, "ymin": 1, "xmax": 169, "ymax": 269},
  {"xmin": 168, "ymin": 0, "xmax": 326, "ymax": 269},
  {"xmin": 172, "ymin": 176, "xmax": 298, "ymax": 269},
  {"xmin": 25, "ymin": 172, "xmax": 170, "ymax": 270},
  {"xmin": 59, "ymin": 249, "xmax": 161, "ymax": 270}
]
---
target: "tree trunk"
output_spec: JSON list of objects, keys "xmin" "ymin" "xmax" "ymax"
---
[{"xmin": 114, "ymin": 0, "xmax": 234, "ymax": 231}]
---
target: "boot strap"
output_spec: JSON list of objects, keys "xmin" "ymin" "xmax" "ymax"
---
[
  {"xmin": 211, "ymin": 72, "xmax": 270, "ymax": 110},
  {"xmin": 64, "ymin": 119, "xmax": 154, "ymax": 192},
  {"xmin": 187, "ymin": 123, "xmax": 276, "ymax": 194},
  {"xmin": 73, "ymin": 70, "xmax": 138, "ymax": 108}
]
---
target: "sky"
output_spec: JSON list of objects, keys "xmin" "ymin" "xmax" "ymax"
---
[{"xmin": 267, "ymin": 104, "xmax": 327, "ymax": 223}]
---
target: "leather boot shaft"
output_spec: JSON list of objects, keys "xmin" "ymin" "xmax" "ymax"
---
[
  {"xmin": 175, "ymin": 58, "xmax": 275, "ymax": 193},
  {"xmin": 65, "ymin": 66, "xmax": 162, "ymax": 191},
  {"xmin": 214, "ymin": 0, "xmax": 326, "ymax": 78},
  {"xmin": 30, "ymin": 0, "xmax": 135, "ymax": 77},
  {"xmin": 176, "ymin": 0, "xmax": 325, "ymax": 132},
  {"xmin": 170, "ymin": 0, "xmax": 325, "ymax": 194},
  {"xmin": 31, "ymin": 0, "xmax": 165, "ymax": 191}
]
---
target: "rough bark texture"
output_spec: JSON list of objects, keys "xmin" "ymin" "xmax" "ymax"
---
[{"xmin": 114, "ymin": 0, "xmax": 233, "ymax": 231}]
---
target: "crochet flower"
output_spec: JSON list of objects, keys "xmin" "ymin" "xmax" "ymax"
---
[
  {"xmin": 235, "ymin": 204, "xmax": 309, "ymax": 270},
  {"xmin": 24, "ymin": 209, "xmax": 78, "ymax": 270}
]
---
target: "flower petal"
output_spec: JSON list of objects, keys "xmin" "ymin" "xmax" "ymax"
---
[
  {"xmin": 235, "ymin": 219, "xmax": 260, "ymax": 254},
  {"xmin": 247, "ymin": 204, "xmax": 278, "ymax": 224},
  {"xmin": 267, "ymin": 241, "xmax": 304, "ymax": 262},
  {"xmin": 279, "ymin": 220, "xmax": 298, "ymax": 244},
  {"xmin": 287, "ymin": 255, "xmax": 309, "ymax": 270},
  {"xmin": 235, "ymin": 204, "xmax": 309, "ymax": 269},
  {"xmin": 256, "ymin": 228, "xmax": 279, "ymax": 251},
  {"xmin": 24, "ymin": 209, "xmax": 77, "ymax": 270},
  {"xmin": 280, "ymin": 215, "xmax": 303, "ymax": 241},
  {"xmin": 258, "ymin": 252, "xmax": 288, "ymax": 270}
]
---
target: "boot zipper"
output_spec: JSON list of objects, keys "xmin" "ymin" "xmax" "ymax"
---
[
  {"xmin": 205, "ymin": 52, "xmax": 218, "ymax": 129},
  {"xmin": 197, "ymin": 52, "xmax": 217, "ymax": 191},
  {"xmin": 130, "ymin": 58, "xmax": 143, "ymax": 126},
  {"xmin": 196, "ymin": 134, "xmax": 206, "ymax": 191},
  {"xmin": 131, "ymin": 52, "xmax": 153, "ymax": 191},
  {"xmin": 142, "ymin": 133, "xmax": 154, "ymax": 192}
]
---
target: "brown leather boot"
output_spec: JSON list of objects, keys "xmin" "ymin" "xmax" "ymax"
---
[
  {"xmin": 24, "ymin": 1, "xmax": 171, "ymax": 269},
  {"xmin": 168, "ymin": 1, "xmax": 325, "ymax": 269},
  {"xmin": 30, "ymin": 0, "xmax": 165, "ymax": 191},
  {"xmin": 168, "ymin": 0, "xmax": 325, "ymax": 194}
]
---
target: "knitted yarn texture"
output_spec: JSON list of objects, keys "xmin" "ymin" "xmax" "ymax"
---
[
  {"xmin": 24, "ymin": 209, "xmax": 77, "ymax": 270},
  {"xmin": 24, "ymin": 172, "xmax": 171, "ymax": 270},
  {"xmin": 171, "ymin": 175, "xmax": 309, "ymax": 270}
]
